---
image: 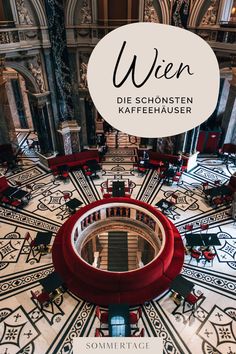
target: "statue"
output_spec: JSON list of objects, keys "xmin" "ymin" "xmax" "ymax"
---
[
  {"xmin": 0, "ymin": 56, "xmax": 6, "ymax": 85},
  {"xmin": 144, "ymin": 0, "xmax": 159, "ymax": 23},
  {"xmin": 80, "ymin": 0, "xmax": 92, "ymax": 24},
  {"xmin": 28, "ymin": 62, "xmax": 45, "ymax": 93},
  {"xmin": 230, "ymin": 67, "xmax": 236, "ymax": 86},
  {"xmin": 16, "ymin": 0, "xmax": 33, "ymax": 25},
  {"xmin": 79, "ymin": 62, "xmax": 88, "ymax": 89},
  {"xmin": 202, "ymin": 0, "xmax": 218, "ymax": 25}
]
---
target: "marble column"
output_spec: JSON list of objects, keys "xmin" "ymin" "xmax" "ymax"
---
[
  {"xmin": 183, "ymin": 128, "xmax": 200, "ymax": 155},
  {"xmin": 45, "ymin": 0, "xmax": 81, "ymax": 154},
  {"xmin": 28, "ymin": 92, "xmax": 53, "ymax": 155},
  {"xmin": 192, "ymin": 126, "xmax": 200, "ymax": 153},
  {"xmin": 80, "ymin": 98, "xmax": 88, "ymax": 147},
  {"xmin": 221, "ymin": 68, "xmax": 236, "ymax": 144},
  {"xmin": 57, "ymin": 120, "xmax": 81, "ymax": 155},
  {"xmin": 174, "ymin": 132, "xmax": 186, "ymax": 154},
  {"xmin": 0, "ymin": 61, "xmax": 18, "ymax": 147},
  {"xmin": 19, "ymin": 75, "xmax": 33, "ymax": 129}
]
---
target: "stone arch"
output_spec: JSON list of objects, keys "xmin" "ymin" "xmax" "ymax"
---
[
  {"xmin": 5, "ymin": 62, "xmax": 40, "ymax": 94},
  {"xmin": 159, "ymin": 0, "xmax": 170, "ymax": 24},
  {"xmin": 66, "ymin": 0, "xmax": 170, "ymax": 26},
  {"xmin": 147, "ymin": 0, "xmax": 170, "ymax": 24},
  {"xmin": 65, "ymin": 0, "xmax": 78, "ymax": 26},
  {"xmin": 31, "ymin": 0, "xmax": 47, "ymax": 27},
  {"xmin": 16, "ymin": 0, "xmax": 48, "ymax": 27},
  {"xmin": 188, "ymin": 0, "xmax": 212, "ymax": 27}
]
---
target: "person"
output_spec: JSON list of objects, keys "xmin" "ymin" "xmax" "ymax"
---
[
  {"xmin": 139, "ymin": 150, "xmax": 149, "ymax": 168},
  {"xmin": 232, "ymin": 192, "xmax": 236, "ymax": 224},
  {"xmin": 143, "ymin": 150, "xmax": 149, "ymax": 161},
  {"xmin": 164, "ymin": 163, "xmax": 177, "ymax": 184},
  {"xmin": 175, "ymin": 153, "xmax": 183, "ymax": 172}
]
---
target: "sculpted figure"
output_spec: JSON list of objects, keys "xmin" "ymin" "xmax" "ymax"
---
[
  {"xmin": 79, "ymin": 62, "xmax": 88, "ymax": 89},
  {"xmin": 202, "ymin": 0, "xmax": 217, "ymax": 25},
  {"xmin": 81, "ymin": 0, "xmax": 92, "ymax": 24},
  {"xmin": 29, "ymin": 63, "xmax": 45, "ymax": 92},
  {"xmin": 16, "ymin": 0, "xmax": 33, "ymax": 25},
  {"xmin": 144, "ymin": 0, "xmax": 159, "ymax": 22}
]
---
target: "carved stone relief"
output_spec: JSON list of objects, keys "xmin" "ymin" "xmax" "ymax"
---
[
  {"xmin": 144, "ymin": 0, "xmax": 159, "ymax": 23},
  {"xmin": 80, "ymin": 0, "xmax": 92, "ymax": 24},
  {"xmin": 79, "ymin": 54, "xmax": 90, "ymax": 90},
  {"xmin": 201, "ymin": 0, "xmax": 219, "ymax": 26},
  {"xmin": 15, "ymin": 0, "xmax": 33, "ymax": 25},
  {"xmin": 28, "ymin": 58, "xmax": 45, "ymax": 93}
]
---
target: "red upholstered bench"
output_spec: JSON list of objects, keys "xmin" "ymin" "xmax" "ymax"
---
[
  {"xmin": 138, "ymin": 150, "xmax": 188, "ymax": 172},
  {"xmin": 52, "ymin": 198, "xmax": 184, "ymax": 305},
  {"xmin": 0, "ymin": 176, "xmax": 9, "ymax": 193},
  {"xmin": 48, "ymin": 150, "xmax": 99, "ymax": 172}
]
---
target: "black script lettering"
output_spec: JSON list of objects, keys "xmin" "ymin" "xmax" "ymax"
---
[
  {"xmin": 113, "ymin": 41, "xmax": 194, "ymax": 88},
  {"xmin": 113, "ymin": 41, "xmax": 158, "ymax": 88}
]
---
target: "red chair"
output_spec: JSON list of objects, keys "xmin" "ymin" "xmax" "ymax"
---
[
  {"xmin": 132, "ymin": 328, "xmax": 145, "ymax": 337},
  {"xmin": 200, "ymin": 223, "xmax": 209, "ymax": 234},
  {"xmin": 212, "ymin": 197, "xmax": 223, "ymax": 208},
  {"xmin": 129, "ymin": 307, "xmax": 142, "ymax": 325},
  {"xmin": 224, "ymin": 195, "xmax": 233, "ymax": 205},
  {"xmin": 95, "ymin": 328, "xmax": 102, "ymax": 337},
  {"xmin": 11, "ymin": 199, "xmax": 22, "ymax": 208},
  {"xmin": 185, "ymin": 292, "xmax": 203, "ymax": 305},
  {"xmin": 138, "ymin": 166, "xmax": 147, "ymax": 175},
  {"xmin": 25, "ymin": 232, "xmax": 32, "ymax": 242},
  {"xmin": 31, "ymin": 290, "xmax": 50, "ymax": 307},
  {"xmin": 170, "ymin": 193, "xmax": 178, "ymax": 205},
  {"xmin": 85, "ymin": 170, "xmax": 92, "ymax": 177},
  {"xmin": 95, "ymin": 306, "xmax": 108, "ymax": 324},
  {"xmin": 63, "ymin": 193, "xmax": 71, "ymax": 201},
  {"xmin": 1, "ymin": 196, "xmax": 10, "ymax": 204},
  {"xmin": 62, "ymin": 171, "xmax": 69, "ymax": 179},
  {"xmin": 95, "ymin": 328, "xmax": 109, "ymax": 337},
  {"xmin": 30, "ymin": 290, "xmax": 40, "ymax": 299},
  {"xmin": 25, "ymin": 233, "xmax": 35, "ymax": 248},
  {"xmin": 185, "ymin": 224, "xmax": 193, "ymax": 233},
  {"xmin": 189, "ymin": 249, "xmax": 201, "ymax": 264},
  {"xmin": 202, "ymin": 251, "xmax": 216, "ymax": 266},
  {"xmin": 36, "ymin": 292, "xmax": 50, "ymax": 307}
]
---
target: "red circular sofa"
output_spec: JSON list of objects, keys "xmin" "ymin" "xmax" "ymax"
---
[{"xmin": 52, "ymin": 198, "xmax": 184, "ymax": 305}]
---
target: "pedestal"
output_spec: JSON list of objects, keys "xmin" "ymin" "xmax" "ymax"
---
[
  {"xmin": 36, "ymin": 151, "xmax": 58, "ymax": 169},
  {"xmin": 0, "ymin": 75, "xmax": 18, "ymax": 147},
  {"xmin": 58, "ymin": 120, "xmax": 81, "ymax": 155},
  {"xmin": 28, "ymin": 92, "xmax": 54, "ymax": 155},
  {"xmin": 183, "ymin": 151, "xmax": 199, "ymax": 172}
]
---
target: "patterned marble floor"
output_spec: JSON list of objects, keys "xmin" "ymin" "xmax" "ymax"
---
[{"xmin": 0, "ymin": 155, "xmax": 236, "ymax": 354}]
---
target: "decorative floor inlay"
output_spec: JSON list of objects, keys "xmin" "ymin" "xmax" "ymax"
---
[
  {"xmin": 197, "ymin": 305, "xmax": 236, "ymax": 354},
  {"xmin": 0, "ymin": 158, "xmax": 235, "ymax": 354}
]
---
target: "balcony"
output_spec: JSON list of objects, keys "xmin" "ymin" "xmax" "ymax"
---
[
  {"xmin": 190, "ymin": 25, "xmax": 236, "ymax": 54},
  {"xmin": 0, "ymin": 21, "xmax": 15, "ymax": 29},
  {"xmin": 0, "ymin": 26, "xmax": 50, "ymax": 54}
]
